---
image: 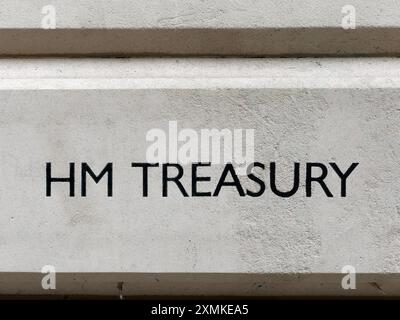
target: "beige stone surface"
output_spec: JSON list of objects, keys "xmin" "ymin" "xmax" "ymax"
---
[{"xmin": 0, "ymin": 58, "xmax": 399, "ymax": 295}]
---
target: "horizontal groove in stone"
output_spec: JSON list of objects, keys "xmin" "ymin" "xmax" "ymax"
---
[
  {"xmin": 1, "ymin": 0, "xmax": 399, "ymax": 56},
  {"xmin": 0, "ymin": 28, "xmax": 399, "ymax": 57},
  {"xmin": 0, "ymin": 273, "xmax": 397, "ymax": 296}
]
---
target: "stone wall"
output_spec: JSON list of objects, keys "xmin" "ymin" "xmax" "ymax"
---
[{"xmin": 0, "ymin": 1, "xmax": 399, "ymax": 297}]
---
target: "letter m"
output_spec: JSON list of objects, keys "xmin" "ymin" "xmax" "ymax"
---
[{"xmin": 81, "ymin": 163, "xmax": 113, "ymax": 197}]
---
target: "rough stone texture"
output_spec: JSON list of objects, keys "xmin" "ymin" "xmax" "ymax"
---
[
  {"xmin": 0, "ymin": 58, "xmax": 399, "ymax": 296},
  {"xmin": 0, "ymin": 0, "xmax": 399, "ymax": 56},
  {"xmin": 2, "ymin": 0, "xmax": 399, "ymax": 28}
]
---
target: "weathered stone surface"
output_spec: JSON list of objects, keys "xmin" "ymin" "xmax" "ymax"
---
[
  {"xmin": 0, "ymin": 58, "xmax": 399, "ymax": 296},
  {"xmin": 2, "ymin": 0, "xmax": 398, "ymax": 28}
]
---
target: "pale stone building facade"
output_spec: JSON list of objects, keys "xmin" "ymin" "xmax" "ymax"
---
[{"xmin": 0, "ymin": 0, "xmax": 399, "ymax": 297}]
